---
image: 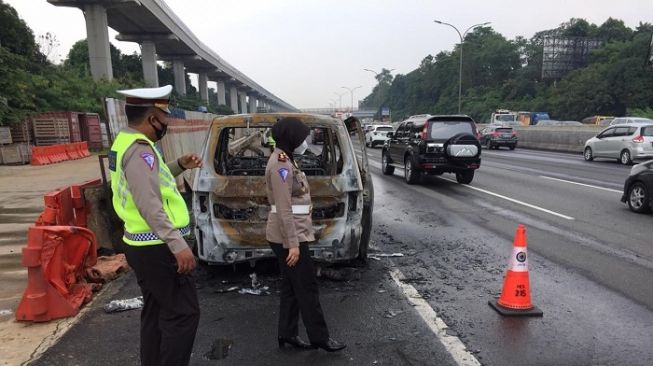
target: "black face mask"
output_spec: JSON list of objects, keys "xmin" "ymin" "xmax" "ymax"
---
[{"xmin": 152, "ymin": 118, "xmax": 168, "ymax": 140}]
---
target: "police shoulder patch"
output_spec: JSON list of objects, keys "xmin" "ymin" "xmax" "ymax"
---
[
  {"xmin": 278, "ymin": 152, "xmax": 287, "ymax": 162},
  {"xmin": 278, "ymin": 168, "xmax": 289, "ymax": 182},
  {"xmin": 140, "ymin": 152, "xmax": 156, "ymax": 170}
]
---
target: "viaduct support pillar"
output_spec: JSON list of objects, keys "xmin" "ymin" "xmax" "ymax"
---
[
  {"xmin": 199, "ymin": 72, "xmax": 209, "ymax": 102},
  {"xmin": 249, "ymin": 95, "xmax": 257, "ymax": 113},
  {"xmin": 140, "ymin": 41, "xmax": 158, "ymax": 87},
  {"xmin": 83, "ymin": 4, "xmax": 113, "ymax": 81},
  {"xmin": 239, "ymin": 91, "xmax": 248, "ymax": 114},
  {"xmin": 229, "ymin": 85, "xmax": 239, "ymax": 113},
  {"xmin": 173, "ymin": 59, "xmax": 186, "ymax": 96},
  {"xmin": 216, "ymin": 80, "xmax": 226, "ymax": 105}
]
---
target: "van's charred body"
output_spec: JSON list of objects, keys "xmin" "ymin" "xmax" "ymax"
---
[{"xmin": 192, "ymin": 114, "xmax": 373, "ymax": 265}]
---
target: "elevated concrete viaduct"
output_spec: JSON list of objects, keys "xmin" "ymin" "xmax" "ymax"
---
[{"xmin": 48, "ymin": 0, "xmax": 296, "ymax": 112}]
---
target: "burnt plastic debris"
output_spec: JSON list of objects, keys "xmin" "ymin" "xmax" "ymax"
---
[
  {"xmin": 205, "ymin": 338, "xmax": 234, "ymax": 360},
  {"xmin": 316, "ymin": 266, "xmax": 359, "ymax": 282},
  {"xmin": 103, "ymin": 296, "xmax": 144, "ymax": 313},
  {"xmin": 368, "ymin": 252, "xmax": 404, "ymax": 261},
  {"xmin": 237, "ymin": 273, "xmax": 270, "ymax": 296},
  {"xmin": 0, "ymin": 309, "xmax": 12, "ymax": 317},
  {"xmin": 215, "ymin": 286, "xmax": 239, "ymax": 294}
]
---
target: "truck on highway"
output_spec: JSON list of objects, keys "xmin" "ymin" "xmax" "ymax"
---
[
  {"xmin": 490, "ymin": 109, "xmax": 519, "ymax": 125},
  {"xmin": 490, "ymin": 110, "xmax": 550, "ymax": 126},
  {"xmin": 517, "ymin": 111, "xmax": 551, "ymax": 126}
]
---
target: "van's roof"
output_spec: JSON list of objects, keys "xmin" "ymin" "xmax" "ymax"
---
[{"xmin": 212, "ymin": 113, "xmax": 346, "ymax": 127}]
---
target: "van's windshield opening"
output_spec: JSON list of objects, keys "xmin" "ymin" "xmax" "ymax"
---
[{"xmin": 214, "ymin": 126, "xmax": 343, "ymax": 176}]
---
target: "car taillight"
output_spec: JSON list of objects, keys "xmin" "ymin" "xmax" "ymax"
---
[
  {"xmin": 420, "ymin": 124, "xmax": 428, "ymax": 140},
  {"xmin": 512, "ymin": 132, "xmax": 517, "ymax": 138},
  {"xmin": 632, "ymin": 135, "xmax": 644, "ymax": 143},
  {"xmin": 492, "ymin": 132, "xmax": 501, "ymax": 137}
]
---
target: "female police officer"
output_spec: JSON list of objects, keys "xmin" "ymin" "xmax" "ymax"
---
[{"xmin": 265, "ymin": 117, "xmax": 346, "ymax": 352}]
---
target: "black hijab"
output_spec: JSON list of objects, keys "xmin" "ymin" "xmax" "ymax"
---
[{"xmin": 271, "ymin": 117, "xmax": 310, "ymax": 159}]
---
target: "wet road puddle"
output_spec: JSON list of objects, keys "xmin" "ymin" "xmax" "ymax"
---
[{"xmin": 205, "ymin": 338, "xmax": 234, "ymax": 360}]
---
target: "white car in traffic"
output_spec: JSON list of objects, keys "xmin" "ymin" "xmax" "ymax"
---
[{"xmin": 365, "ymin": 125, "xmax": 394, "ymax": 148}]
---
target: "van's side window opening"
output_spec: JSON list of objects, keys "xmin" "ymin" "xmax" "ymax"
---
[{"xmin": 214, "ymin": 126, "xmax": 343, "ymax": 176}]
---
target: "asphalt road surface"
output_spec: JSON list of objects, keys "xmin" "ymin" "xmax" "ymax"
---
[{"xmin": 35, "ymin": 147, "xmax": 653, "ymax": 366}]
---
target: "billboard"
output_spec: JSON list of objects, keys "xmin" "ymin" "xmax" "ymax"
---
[
  {"xmin": 381, "ymin": 107, "xmax": 390, "ymax": 116},
  {"xmin": 542, "ymin": 36, "xmax": 603, "ymax": 79}
]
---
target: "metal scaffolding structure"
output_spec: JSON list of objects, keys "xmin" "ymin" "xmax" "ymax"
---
[{"xmin": 541, "ymin": 36, "xmax": 603, "ymax": 80}]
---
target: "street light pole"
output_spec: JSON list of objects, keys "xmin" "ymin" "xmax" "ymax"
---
[
  {"xmin": 333, "ymin": 92, "xmax": 346, "ymax": 110},
  {"xmin": 341, "ymin": 85, "xmax": 362, "ymax": 113},
  {"xmin": 364, "ymin": 68, "xmax": 395, "ymax": 121},
  {"xmin": 434, "ymin": 20, "xmax": 490, "ymax": 114},
  {"xmin": 363, "ymin": 68, "xmax": 395, "ymax": 81}
]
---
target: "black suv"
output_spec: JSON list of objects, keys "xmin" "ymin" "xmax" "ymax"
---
[{"xmin": 381, "ymin": 115, "xmax": 481, "ymax": 184}]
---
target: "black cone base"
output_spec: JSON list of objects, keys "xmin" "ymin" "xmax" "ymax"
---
[{"xmin": 488, "ymin": 299, "xmax": 543, "ymax": 317}]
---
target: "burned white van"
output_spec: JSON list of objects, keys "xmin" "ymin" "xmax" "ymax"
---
[{"xmin": 191, "ymin": 114, "xmax": 373, "ymax": 265}]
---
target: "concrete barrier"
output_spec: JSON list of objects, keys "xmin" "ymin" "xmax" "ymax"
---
[
  {"xmin": 512, "ymin": 126, "xmax": 604, "ymax": 153},
  {"xmin": 476, "ymin": 124, "xmax": 604, "ymax": 154}
]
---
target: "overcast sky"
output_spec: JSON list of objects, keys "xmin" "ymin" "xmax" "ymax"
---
[{"xmin": 6, "ymin": 0, "xmax": 652, "ymax": 108}]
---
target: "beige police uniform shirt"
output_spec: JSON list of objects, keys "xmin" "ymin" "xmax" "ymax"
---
[
  {"xmin": 265, "ymin": 148, "xmax": 315, "ymax": 248},
  {"xmin": 121, "ymin": 127, "xmax": 188, "ymax": 254}
]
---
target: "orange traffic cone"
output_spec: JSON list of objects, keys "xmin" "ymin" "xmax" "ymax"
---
[{"xmin": 489, "ymin": 224, "xmax": 543, "ymax": 316}]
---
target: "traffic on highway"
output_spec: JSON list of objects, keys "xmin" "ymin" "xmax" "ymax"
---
[{"xmin": 2, "ymin": 0, "xmax": 653, "ymax": 365}]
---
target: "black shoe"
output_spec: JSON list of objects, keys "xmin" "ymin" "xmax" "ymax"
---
[
  {"xmin": 278, "ymin": 336, "xmax": 313, "ymax": 349},
  {"xmin": 311, "ymin": 338, "xmax": 346, "ymax": 352}
]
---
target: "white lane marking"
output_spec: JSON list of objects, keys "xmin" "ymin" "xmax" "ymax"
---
[
  {"xmin": 368, "ymin": 160, "xmax": 574, "ymax": 220},
  {"xmin": 390, "ymin": 269, "xmax": 481, "ymax": 366},
  {"xmin": 539, "ymin": 176, "xmax": 622, "ymax": 194},
  {"xmin": 437, "ymin": 176, "xmax": 575, "ymax": 221}
]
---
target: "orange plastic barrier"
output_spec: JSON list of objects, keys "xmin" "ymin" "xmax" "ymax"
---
[
  {"xmin": 31, "ymin": 142, "xmax": 92, "ymax": 165},
  {"xmin": 78, "ymin": 141, "xmax": 91, "ymax": 158},
  {"xmin": 70, "ymin": 179, "xmax": 102, "ymax": 227},
  {"xmin": 36, "ymin": 185, "xmax": 74, "ymax": 226},
  {"xmin": 31, "ymin": 146, "xmax": 51, "ymax": 165},
  {"xmin": 15, "ymin": 225, "xmax": 98, "ymax": 322},
  {"xmin": 65, "ymin": 143, "xmax": 81, "ymax": 160},
  {"xmin": 489, "ymin": 224, "xmax": 543, "ymax": 316}
]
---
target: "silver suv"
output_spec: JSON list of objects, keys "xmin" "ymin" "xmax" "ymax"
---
[{"xmin": 584, "ymin": 124, "xmax": 653, "ymax": 165}]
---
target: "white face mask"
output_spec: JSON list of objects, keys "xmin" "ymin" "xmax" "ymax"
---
[{"xmin": 294, "ymin": 140, "xmax": 308, "ymax": 155}]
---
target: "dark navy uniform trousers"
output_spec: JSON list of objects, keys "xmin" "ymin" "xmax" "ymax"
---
[{"xmin": 124, "ymin": 244, "xmax": 200, "ymax": 366}]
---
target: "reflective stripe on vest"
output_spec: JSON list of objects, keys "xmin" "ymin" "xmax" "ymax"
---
[
  {"xmin": 270, "ymin": 205, "xmax": 312, "ymax": 215},
  {"xmin": 124, "ymin": 225, "xmax": 191, "ymax": 242},
  {"xmin": 109, "ymin": 130, "xmax": 190, "ymax": 246}
]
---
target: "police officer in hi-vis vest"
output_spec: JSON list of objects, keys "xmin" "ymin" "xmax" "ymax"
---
[
  {"xmin": 109, "ymin": 85, "xmax": 202, "ymax": 366},
  {"xmin": 266, "ymin": 117, "xmax": 346, "ymax": 352}
]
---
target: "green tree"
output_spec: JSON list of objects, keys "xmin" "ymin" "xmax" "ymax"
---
[{"xmin": 0, "ymin": 0, "xmax": 36, "ymax": 58}]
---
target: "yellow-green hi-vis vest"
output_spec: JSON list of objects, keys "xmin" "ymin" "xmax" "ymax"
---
[{"xmin": 109, "ymin": 131, "xmax": 190, "ymax": 246}]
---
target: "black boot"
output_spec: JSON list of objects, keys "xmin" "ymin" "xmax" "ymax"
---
[
  {"xmin": 311, "ymin": 338, "xmax": 346, "ymax": 352},
  {"xmin": 278, "ymin": 336, "xmax": 313, "ymax": 349}
]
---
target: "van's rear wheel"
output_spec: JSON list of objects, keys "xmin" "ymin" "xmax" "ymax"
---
[
  {"xmin": 456, "ymin": 170, "xmax": 474, "ymax": 184},
  {"xmin": 357, "ymin": 204, "xmax": 373, "ymax": 265}
]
